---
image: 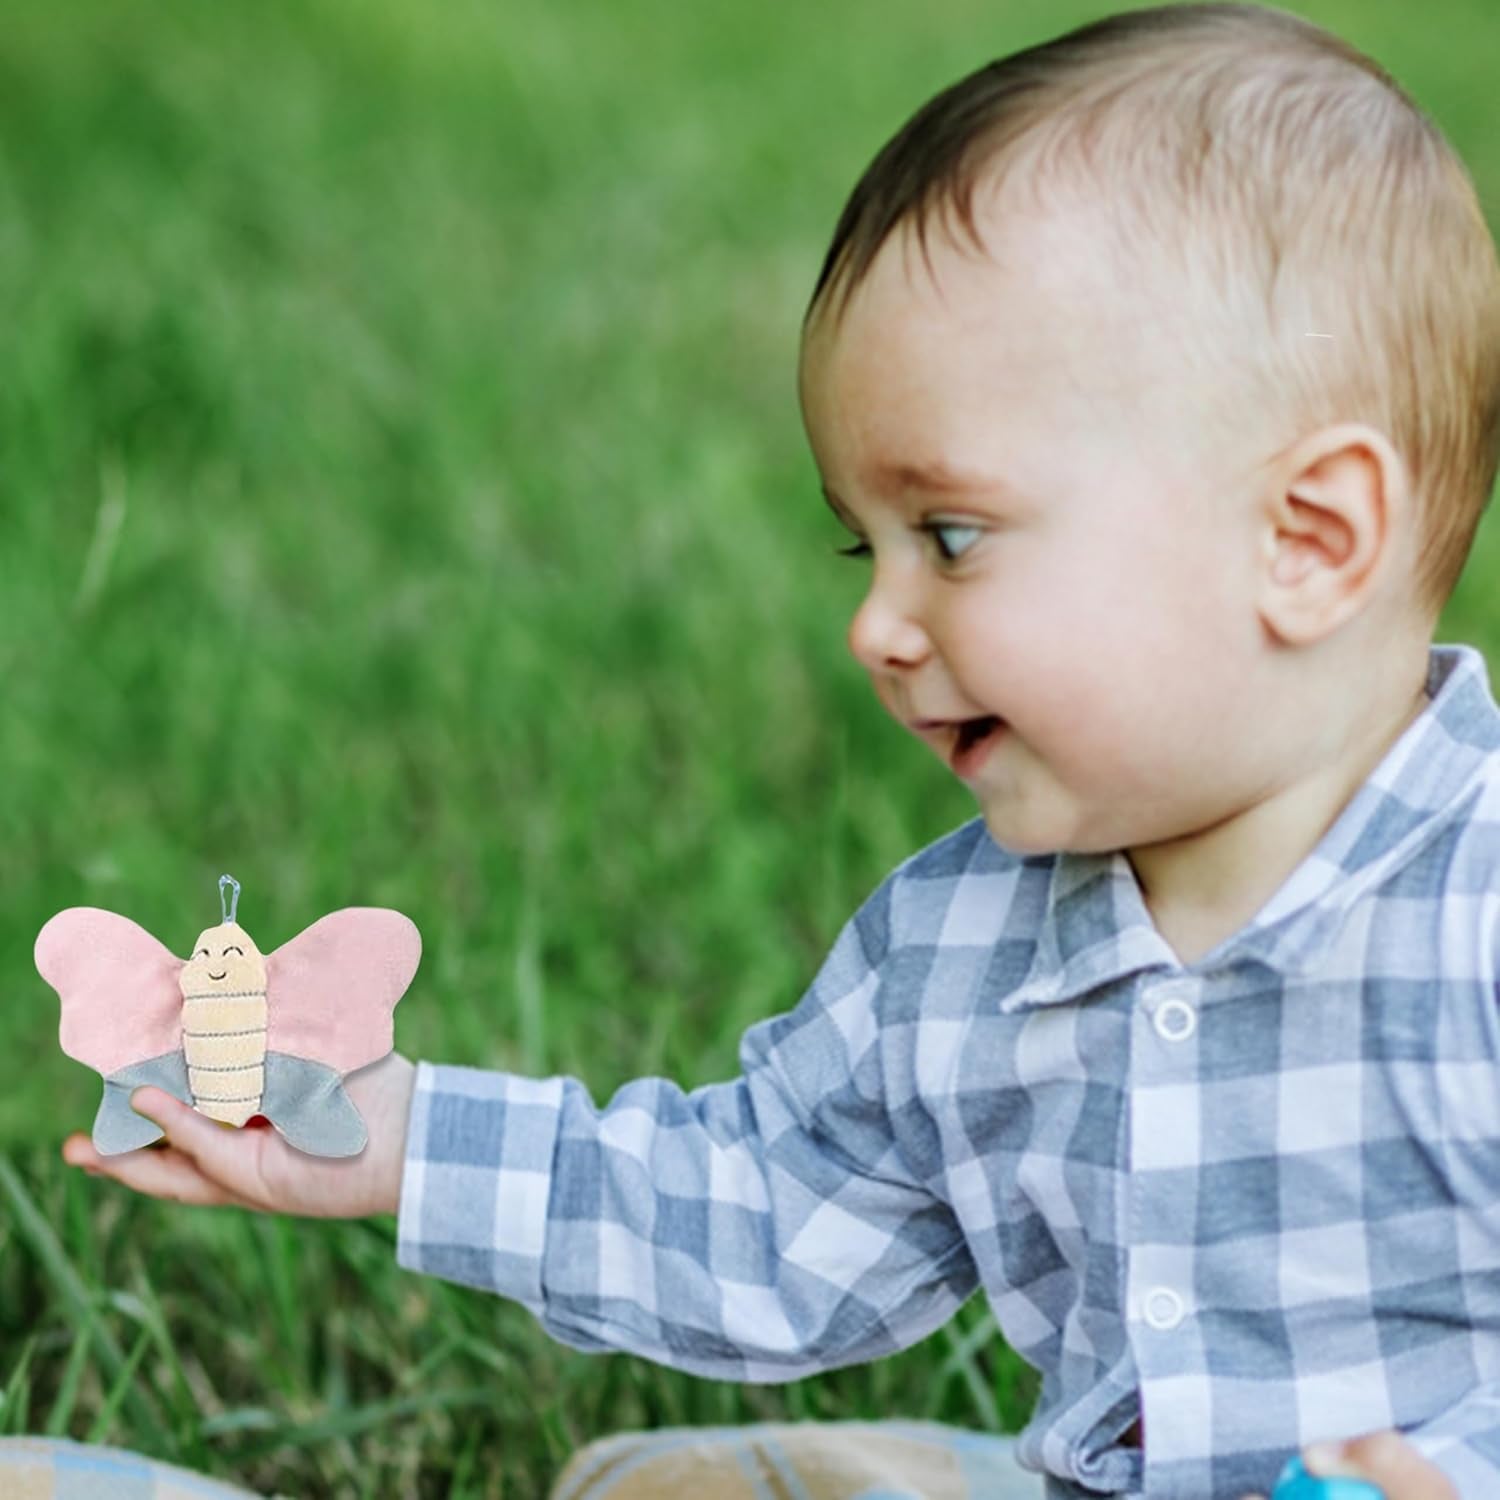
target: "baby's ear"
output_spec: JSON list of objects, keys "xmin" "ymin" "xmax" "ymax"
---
[{"xmin": 1256, "ymin": 420, "xmax": 1410, "ymax": 649}]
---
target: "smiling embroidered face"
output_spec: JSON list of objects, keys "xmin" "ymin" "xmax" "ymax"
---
[
  {"xmin": 796, "ymin": 189, "xmax": 1297, "ymax": 858},
  {"xmin": 178, "ymin": 921, "xmax": 267, "ymax": 997}
]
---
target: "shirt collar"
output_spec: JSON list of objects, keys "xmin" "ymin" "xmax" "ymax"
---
[{"xmin": 1000, "ymin": 642, "xmax": 1500, "ymax": 1013}]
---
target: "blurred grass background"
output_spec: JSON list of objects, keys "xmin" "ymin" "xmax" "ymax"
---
[{"xmin": 1, "ymin": 0, "xmax": 1497, "ymax": 1494}]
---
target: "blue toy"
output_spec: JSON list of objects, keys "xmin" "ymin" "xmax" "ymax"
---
[{"xmin": 1272, "ymin": 1455, "xmax": 1386, "ymax": 1500}]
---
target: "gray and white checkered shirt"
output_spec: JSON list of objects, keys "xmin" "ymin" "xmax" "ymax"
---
[{"xmin": 398, "ymin": 640, "xmax": 1500, "ymax": 1499}]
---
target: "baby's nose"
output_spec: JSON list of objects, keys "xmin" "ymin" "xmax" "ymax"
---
[{"xmin": 846, "ymin": 590, "xmax": 932, "ymax": 672}]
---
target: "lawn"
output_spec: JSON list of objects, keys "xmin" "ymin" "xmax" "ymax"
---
[{"xmin": 2, "ymin": 0, "xmax": 1498, "ymax": 1495}]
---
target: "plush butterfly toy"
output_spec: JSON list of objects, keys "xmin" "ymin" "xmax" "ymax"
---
[{"xmin": 35, "ymin": 874, "xmax": 421, "ymax": 1158}]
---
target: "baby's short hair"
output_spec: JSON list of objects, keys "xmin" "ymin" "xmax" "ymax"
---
[{"xmin": 805, "ymin": 1, "xmax": 1500, "ymax": 622}]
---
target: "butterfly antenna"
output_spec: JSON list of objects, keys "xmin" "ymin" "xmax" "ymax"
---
[{"xmin": 219, "ymin": 873, "xmax": 241, "ymax": 925}]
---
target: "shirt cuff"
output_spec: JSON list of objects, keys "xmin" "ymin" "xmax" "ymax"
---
[{"xmin": 395, "ymin": 1059, "xmax": 565, "ymax": 1311}]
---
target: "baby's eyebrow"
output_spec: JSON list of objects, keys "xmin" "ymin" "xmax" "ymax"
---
[
  {"xmin": 821, "ymin": 460, "xmax": 1022, "ymax": 524},
  {"xmin": 871, "ymin": 458, "xmax": 1010, "ymax": 495}
]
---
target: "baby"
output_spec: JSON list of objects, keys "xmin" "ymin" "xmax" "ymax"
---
[{"xmin": 61, "ymin": 3, "xmax": 1500, "ymax": 1498}]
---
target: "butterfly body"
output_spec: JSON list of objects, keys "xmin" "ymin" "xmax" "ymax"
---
[
  {"xmin": 37, "ymin": 888, "xmax": 420, "ymax": 1158},
  {"xmin": 178, "ymin": 919, "xmax": 270, "ymax": 1125},
  {"xmin": 182, "ymin": 990, "xmax": 268, "ymax": 1123}
]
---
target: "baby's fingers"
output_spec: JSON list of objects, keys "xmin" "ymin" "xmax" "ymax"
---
[
  {"xmin": 130, "ymin": 1088, "xmax": 283, "ymax": 1207},
  {"xmin": 63, "ymin": 1088, "xmax": 275, "ymax": 1210},
  {"xmin": 1307, "ymin": 1432, "xmax": 1457, "ymax": 1499},
  {"xmin": 62, "ymin": 1129, "xmax": 257, "ymax": 1209}
]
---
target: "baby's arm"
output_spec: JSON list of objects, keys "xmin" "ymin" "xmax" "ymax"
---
[
  {"xmin": 396, "ymin": 874, "xmax": 981, "ymax": 1379},
  {"xmin": 68, "ymin": 865, "xmax": 978, "ymax": 1378}
]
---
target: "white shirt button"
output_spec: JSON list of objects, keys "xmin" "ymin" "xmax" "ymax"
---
[
  {"xmin": 1154, "ymin": 998, "xmax": 1197, "ymax": 1042},
  {"xmin": 1143, "ymin": 1287, "xmax": 1185, "ymax": 1330}
]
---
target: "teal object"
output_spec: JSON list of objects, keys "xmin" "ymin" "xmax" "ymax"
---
[{"xmin": 1272, "ymin": 1455, "xmax": 1386, "ymax": 1499}]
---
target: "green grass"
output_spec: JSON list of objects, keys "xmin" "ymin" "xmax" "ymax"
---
[{"xmin": 2, "ymin": 0, "xmax": 1498, "ymax": 1494}]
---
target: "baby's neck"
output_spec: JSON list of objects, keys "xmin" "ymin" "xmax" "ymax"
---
[{"xmin": 1129, "ymin": 670, "xmax": 1431, "ymax": 970}]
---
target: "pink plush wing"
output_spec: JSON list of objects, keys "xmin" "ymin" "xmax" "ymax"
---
[
  {"xmin": 265, "ymin": 908, "xmax": 420, "ymax": 1074},
  {"xmin": 36, "ymin": 908, "xmax": 185, "ymax": 1075}
]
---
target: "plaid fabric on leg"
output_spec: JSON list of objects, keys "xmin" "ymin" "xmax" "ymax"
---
[
  {"xmin": 547, "ymin": 1422, "xmax": 1041, "ymax": 1500},
  {"xmin": 0, "ymin": 1437, "xmax": 268, "ymax": 1499}
]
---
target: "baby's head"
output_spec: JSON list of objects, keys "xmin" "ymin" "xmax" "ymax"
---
[{"xmin": 797, "ymin": 1, "xmax": 1500, "ymax": 861}]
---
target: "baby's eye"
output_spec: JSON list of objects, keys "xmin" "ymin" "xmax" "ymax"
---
[
  {"xmin": 223, "ymin": 945, "xmax": 243, "ymax": 956},
  {"xmin": 924, "ymin": 519, "xmax": 984, "ymax": 561},
  {"xmin": 197, "ymin": 948, "xmax": 209, "ymax": 957},
  {"xmin": 833, "ymin": 522, "xmax": 982, "ymax": 564}
]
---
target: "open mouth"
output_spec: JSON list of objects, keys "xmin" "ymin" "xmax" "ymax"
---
[
  {"xmin": 950, "ymin": 715, "xmax": 1005, "ymax": 775},
  {"xmin": 955, "ymin": 716, "xmax": 1002, "ymax": 750}
]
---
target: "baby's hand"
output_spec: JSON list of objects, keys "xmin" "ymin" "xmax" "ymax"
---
[
  {"xmin": 1240, "ymin": 1430, "xmax": 1459, "ymax": 1500},
  {"xmin": 60, "ymin": 1051, "xmax": 417, "ymax": 1220}
]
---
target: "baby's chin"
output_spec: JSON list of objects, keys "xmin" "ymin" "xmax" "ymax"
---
[
  {"xmin": 975, "ymin": 792, "xmax": 1135, "ymax": 862},
  {"xmin": 975, "ymin": 803, "xmax": 1064, "ymax": 860}
]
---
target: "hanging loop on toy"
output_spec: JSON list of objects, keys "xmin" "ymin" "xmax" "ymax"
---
[{"xmin": 219, "ymin": 873, "xmax": 241, "ymax": 925}]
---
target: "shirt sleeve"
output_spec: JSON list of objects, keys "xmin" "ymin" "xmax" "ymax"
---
[
  {"xmin": 1404, "ymin": 1386, "xmax": 1500, "ymax": 1496},
  {"xmin": 394, "ymin": 866, "xmax": 979, "ymax": 1381}
]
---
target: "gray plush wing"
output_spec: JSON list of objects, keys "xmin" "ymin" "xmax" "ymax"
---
[
  {"xmin": 95, "ymin": 1050, "xmax": 192, "ymax": 1155},
  {"xmin": 259, "ymin": 1051, "xmax": 367, "ymax": 1157}
]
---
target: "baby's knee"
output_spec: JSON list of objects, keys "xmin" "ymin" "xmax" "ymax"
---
[
  {"xmin": 548, "ymin": 1426, "xmax": 758, "ymax": 1500},
  {"xmin": 546, "ymin": 1420, "xmax": 1028, "ymax": 1500}
]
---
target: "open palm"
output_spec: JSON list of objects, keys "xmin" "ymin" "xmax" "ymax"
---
[{"xmin": 61, "ymin": 1050, "xmax": 417, "ymax": 1220}]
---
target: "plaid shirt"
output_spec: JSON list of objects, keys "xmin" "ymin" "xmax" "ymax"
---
[{"xmin": 398, "ymin": 641, "xmax": 1500, "ymax": 1500}]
